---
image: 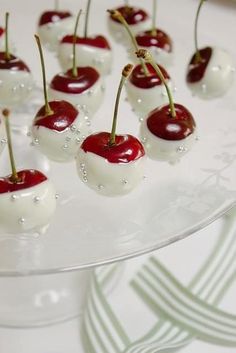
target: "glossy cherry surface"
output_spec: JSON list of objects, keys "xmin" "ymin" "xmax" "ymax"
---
[
  {"xmin": 34, "ymin": 100, "xmax": 78, "ymax": 132},
  {"xmin": 50, "ymin": 67, "xmax": 99, "ymax": 94},
  {"xmin": 130, "ymin": 63, "xmax": 170, "ymax": 89},
  {"xmin": 81, "ymin": 132, "xmax": 145, "ymax": 163},
  {"xmin": 0, "ymin": 53, "xmax": 30, "ymax": 72},
  {"xmin": 38, "ymin": 11, "xmax": 72, "ymax": 26},
  {"xmin": 147, "ymin": 104, "xmax": 196, "ymax": 140},
  {"xmin": 0, "ymin": 170, "xmax": 47, "ymax": 193},
  {"xmin": 110, "ymin": 6, "xmax": 148, "ymax": 25},
  {"xmin": 136, "ymin": 29, "xmax": 172, "ymax": 52},
  {"xmin": 61, "ymin": 34, "xmax": 111, "ymax": 49},
  {"xmin": 187, "ymin": 47, "xmax": 212, "ymax": 83}
]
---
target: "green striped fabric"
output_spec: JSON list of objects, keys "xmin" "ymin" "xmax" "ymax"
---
[{"xmin": 82, "ymin": 210, "xmax": 236, "ymax": 353}]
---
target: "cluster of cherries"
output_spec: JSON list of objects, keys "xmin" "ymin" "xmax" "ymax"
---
[{"xmin": 0, "ymin": 0, "xmax": 234, "ymax": 236}]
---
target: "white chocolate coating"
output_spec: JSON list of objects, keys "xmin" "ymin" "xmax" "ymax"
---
[
  {"xmin": 187, "ymin": 47, "xmax": 235, "ymax": 99},
  {"xmin": 48, "ymin": 77, "xmax": 105, "ymax": 116},
  {"xmin": 31, "ymin": 111, "xmax": 91, "ymax": 163},
  {"xmin": 58, "ymin": 42, "xmax": 113, "ymax": 76},
  {"xmin": 128, "ymin": 46, "xmax": 173, "ymax": 68},
  {"xmin": 38, "ymin": 16, "xmax": 75, "ymax": 52},
  {"xmin": 76, "ymin": 149, "xmax": 146, "ymax": 196},
  {"xmin": 0, "ymin": 119, "xmax": 6, "ymax": 156},
  {"xmin": 126, "ymin": 79, "xmax": 174, "ymax": 118},
  {"xmin": 0, "ymin": 180, "xmax": 57, "ymax": 235},
  {"xmin": 0, "ymin": 69, "xmax": 34, "ymax": 106},
  {"xmin": 107, "ymin": 17, "xmax": 150, "ymax": 45},
  {"xmin": 140, "ymin": 119, "xmax": 197, "ymax": 163}
]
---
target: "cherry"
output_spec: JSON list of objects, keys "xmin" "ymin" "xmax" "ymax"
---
[
  {"xmin": 81, "ymin": 132, "xmax": 144, "ymax": 163},
  {"xmin": 187, "ymin": 46, "xmax": 212, "ymax": 83},
  {"xmin": 50, "ymin": 67, "xmax": 99, "ymax": 94},
  {"xmin": 136, "ymin": 29, "xmax": 172, "ymax": 53},
  {"xmin": 110, "ymin": 6, "xmax": 148, "ymax": 26},
  {"xmin": 38, "ymin": 11, "xmax": 72, "ymax": 26},
  {"xmin": 147, "ymin": 104, "xmax": 195, "ymax": 141},
  {"xmin": 0, "ymin": 52, "xmax": 30, "ymax": 72},
  {"xmin": 129, "ymin": 62, "xmax": 170, "ymax": 89},
  {"xmin": 0, "ymin": 170, "xmax": 47, "ymax": 194},
  {"xmin": 61, "ymin": 35, "xmax": 110, "ymax": 49},
  {"xmin": 34, "ymin": 100, "xmax": 79, "ymax": 132}
]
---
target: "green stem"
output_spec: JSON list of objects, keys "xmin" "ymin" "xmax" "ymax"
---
[
  {"xmin": 55, "ymin": 0, "xmax": 59, "ymax": 11},
  {"xmin": 137, "ymin": 49, "xmax": 176, "ymax": 118},
  {"xmin": 4, "ymin": 13, "xmax": 10, "ymax": 61},
  {"xmin": 109, "ymin": 64, "xmax": 133, "ymax": 146},
  {"xmin": 2, "ymin": 109, "xmax": 19, "ymax": 183},
  {"xmin": 84, "ymin": 0, "xmax": 92, "ymax": 38},
  {"xmin": 34, "ymin": 35, "xmax": 53, "ymax": 116},
  {"xmin": 108, "ymin": 10, "xmax": 149, "ymax": 77},
  {"xmin": 194, "ymin": 0, "xmax": 206, "ymax": 62},
  {"xmin": 151, "ymin": 0, "xmax": 157, "ymax": 35},
  {"xmin": 72, "ymin": 10, "xmax": 82, "ymax": 77}
]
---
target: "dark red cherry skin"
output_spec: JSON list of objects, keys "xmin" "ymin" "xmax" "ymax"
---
[
  {"xmin": 81, "ymin": 132, "xmax": 145, "ymax": 163},
  {"xmin": 50, "ymin": 67, "xmax": 99, "ymax": 94},
  {"xmin": 0, "ymin": 53, "xmax": 30, "ymax": 72},
  {"xmin": 130, "ymin": 63, "xmax": 170, "ymax": 89},
  {"xmin": 110, "ymin": 6, "xmax": 148, "ymax": 25},
  {"xmin": 136, "ymin": 29, "xmax": 172, "ymax": 52},
  {"xmin": 34, "ymin": 100, "xmax": 78, "ymax": 132},
  {"xmin": 38, "ymin": 11, "xmax": 72, "ymax": 26},
  {"xmin": 0, "ymin": 170, "xmax": 47, "ymax": 194},
  {"xmin": 187, "ymin": 47, "xmax": 212, "ymax": 83},
  {"xmin": 61, "ymin": 35, "xmax": 111, "ymax": 50},
  {"xmin": 147, "ymin": 104, "xmax": 196, "ymax": 141},
  {"xmin": 0, "ymin": 27, "xmax": 4, "ymax": 37}
]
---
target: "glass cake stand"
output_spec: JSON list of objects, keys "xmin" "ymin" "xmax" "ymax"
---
[{"xmin": 0, "ymin": 0, "xmax": 235, "ymax": 328}]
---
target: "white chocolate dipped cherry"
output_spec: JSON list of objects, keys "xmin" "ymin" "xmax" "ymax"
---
[
  {"xmin": 107, "ymin": 4, "xmax": 150, "ymax": 43},
  {"xmin": 31, "ymin": 35, "xmax": 90, "ymax": 163},
  {"xmin": 137, "ymin": 50, "xmax": 197, "ymax": 163},
  {"xmin": 134, "ymin": 0, "xmax": 173, "ymax": 67},
  {"xmin": 37, "ymin": 1, "xmax": 74, "ymax": 51},
  {"xmin": 58, "ymin": 0, "xmax": 112, "ymax": 76},
  {"xmin": 0, "ymin": 13, "xmax": 34, "ymax": 107},
  {"xmin": 76, "ymin": 64, "xmax": 146, "ymax": 196},
  {"xmin": 186, "ymin": 0, "xmax": 235, "ymax": 99},
  {"xmin": 0, "ymin": 109, "xmax": 56, "ymax": 235},
  {"xmin": 109, "ymin": 10, "xmax": 173, "ymax": 118},
  {"xmin": 49, "ymin": 11, "xmax": 104, "ymax": 116}
]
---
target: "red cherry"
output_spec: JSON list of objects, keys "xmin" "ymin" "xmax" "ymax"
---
[
  {"xmin": 147, "ymin": 104, "xmax": 196, "ymax": 140},
  {"xmin": 38, "ymin": 11, "xmax": 72, "ymax": 26},
  {"xmin": 129, "ymin": 63, "xmax": 170, "ymax": 89},
  {"xmin": 61, "ymin": 34, "xmax": 111, "ymax": 50},
  {"xmin": 33, "ymin": 100, "xmax": 78, "ymax": 132},
  {"xmin": 81, "ymin": 132, "xmax": 145, "ymax": 163},
  {"xmin": 50, "ymin": 67, "xmax": 99, "ymax": 94},
  {"xmin": 110, "ymin": 6, "xmax": 148, "ymax": 25},
  {"xmin": 136, "ymin": 29, "xmax": 172, "ymax": 52},
  {"xmin": 0, "ymin": 53, "xmax": 30, "ymax": 72},
  {"xmin": 0, "ymin": 169, "xmax": 47, "ymax": 194},
  {"xmin": 186, "ymin": 47, "xmax": 212, "ymax": 83},
  {"xmin": 0, "ymin": 27, "xmax": 4, "ymax": 37}
]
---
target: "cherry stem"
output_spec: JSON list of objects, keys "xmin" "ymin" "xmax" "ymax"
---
[
  {"xmin": 72, "ymin": 10, "xmax": 82, "ymax": 78},
  {"xmin": 84, "ymin": 0, "xmax": 92, "ymax": 38},
  {"xmin": 108, "ymin": 10, "xmax": 149, "ymax": 77},
  {"xmin": 151, "ymin": 0, "xmax": 157, "ymax": 35},
  {"xmin": 35, "ymin": 35, "xmax": 53, "ymax": 116},
  {"xmin": 2, "ymin": 109, "xmax": 20, "ymax": 183},
  {"xmin": 109, "ymin": 64, "xmax": 133, "ymax": 146},
  {"xmin": 136, "ymin": 49, "xmax": 176, "ymax": 118},
  {"xmin": 4, "ymin": 13, "xmax": 10, "ymax": 61},
  {"xmin": 55, "ymin": 0, "xmax": 59, "ymax": 11},
  {"xmin": 194, "ymin": 0, "xmax": 206, "ymax": 62}
]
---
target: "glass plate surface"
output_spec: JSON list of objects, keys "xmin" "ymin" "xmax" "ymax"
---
[{"xmin": 0, "ymin": 0, "xmax": 235, "ymax": 276}]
